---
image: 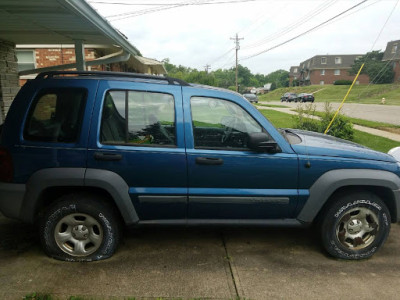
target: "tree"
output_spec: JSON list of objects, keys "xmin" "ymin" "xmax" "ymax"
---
[
  {"xmin": 264, "ymin": 70, "xmax": 289, "ymax": 88},
  {"xmin": 350, "ymin": 51, "xmax": 394, "ymax": 84}
]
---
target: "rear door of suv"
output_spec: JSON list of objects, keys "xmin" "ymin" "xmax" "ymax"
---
[{"xmin": 87, "ymin": 80, "xmax": 187, "ymax": 220}]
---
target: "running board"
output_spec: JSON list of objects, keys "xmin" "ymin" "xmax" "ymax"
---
[{"xmin": 136, "ymin": 219, "xmax": 308, "ymax": 227}]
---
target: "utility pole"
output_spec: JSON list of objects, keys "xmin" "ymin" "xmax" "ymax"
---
[
  {"xmin": 204, "ymin": 64, "xmax": 211, "ymax": 73},
  {"xmin": 230, "ymin": 33, "xmax": 243, "ymax": 92}
]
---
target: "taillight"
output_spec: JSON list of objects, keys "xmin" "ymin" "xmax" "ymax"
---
[{"xmin": 0, "ymin": 147, "xmax": 13, "ymax": 182}]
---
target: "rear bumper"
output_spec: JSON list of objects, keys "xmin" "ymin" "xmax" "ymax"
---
[{"xmin": 0, "ymin": 182, "xmax": 25, "ymax": 220}]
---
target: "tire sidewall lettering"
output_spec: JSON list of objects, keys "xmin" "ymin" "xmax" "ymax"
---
[{"xmin": 334, "ymin": 199, "xmax": 381, "ymax": 218}]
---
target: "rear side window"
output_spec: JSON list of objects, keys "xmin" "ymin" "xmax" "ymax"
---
[
  {"xmin": 24, "ymin": 88, "xmax": 87, "ymax": 143},
  {"xmin": 100, "ymin": 90, "xmax": 176, "ymax": 146}
]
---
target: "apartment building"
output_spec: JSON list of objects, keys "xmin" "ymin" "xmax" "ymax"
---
[
  {"xmin": 382, "ymin": 40, "xmax": 400, "ymax": 83},
  {"xmin": 289, "ymin": 54, "xmax": 370, "ymax": 86}
]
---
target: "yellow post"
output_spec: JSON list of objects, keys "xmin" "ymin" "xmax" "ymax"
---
[{"xmin": 324, "ymin": 63, "xmax": 365, "ymax": 134}]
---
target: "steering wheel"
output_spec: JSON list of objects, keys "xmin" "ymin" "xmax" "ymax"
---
[{"xmin": 221, "ymin": 125, "xmax": 233, "ymax": 144}]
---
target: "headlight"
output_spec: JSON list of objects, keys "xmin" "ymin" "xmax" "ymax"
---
[{"xmin": 388, "ymin": 147, "xmax": 400, "ymax": 162}]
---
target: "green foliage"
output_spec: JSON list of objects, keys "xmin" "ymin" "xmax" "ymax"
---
[
  {"xmin": 292, "ymin": 104, "xmax": 320, "ymax": 132},
  {"xmin": 351, "ymin": 51, "xmax": 395, "ymax": 84},
  {"xmin": 334, "ymin": 80, "xmax": 353, "ymax": 85},
  {"xmin": 293, "ymin": 103, "xmax": 354, "ymax": 140},
  {"xmin": 24, "ymin": 293, "xmax": 53, "ymax": 300},
  {"xmin": 161, "ymin": 59, "xmax": 288, "ymax": 91}
]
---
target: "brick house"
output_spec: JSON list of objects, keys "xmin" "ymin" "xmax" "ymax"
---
[
  {"xmin": 382, "ymin": 40, "xmax": 400, "ymax": 83},
  {"xmin": 289, "ymin": 54, "xmax": 370, "ymax": 86},
  {"xmin": 16, "ymin": 45, "xmax": 166, "ymax": 86}
]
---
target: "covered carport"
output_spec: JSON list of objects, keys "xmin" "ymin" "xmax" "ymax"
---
[{"xmin": 0, "ymin": 0, "xmax": 152, "ymax": 123}]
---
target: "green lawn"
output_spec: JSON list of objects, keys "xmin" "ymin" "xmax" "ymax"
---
[
  {"xmin": 258, "ymin": 109, "xmax": 399, "ymax": 153},
  {"xmin": 259, "ymin": 84, "xmax": 400, "ymax": 105}
]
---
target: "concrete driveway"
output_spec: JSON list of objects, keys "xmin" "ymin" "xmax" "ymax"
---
[{"xmin": 1, "ymin": 213, "xmax": 400, "ymax": 300}]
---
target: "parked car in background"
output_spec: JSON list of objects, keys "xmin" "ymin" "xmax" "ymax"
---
[
  {"xmin": 280, "ymin": 92, "xmax": 291, "ymax": 102},
  {"xmin": 281, "ymin": 93, "xmax": 298, "ymax": 102},
  {"xmin": 243, "ymin": 93, "xmax": 258, "ymax": 103},
  {"xmin": 286, "ymin": 93, "xmax": 298, "ymax": 102},
  {"xmin": 297, "ymin": 93, "xmax": 315, "ymax": 103}
]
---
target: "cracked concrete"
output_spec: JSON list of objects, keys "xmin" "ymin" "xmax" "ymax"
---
[{"xmin": 1, "ymin": 213, "xmax": 400, "ymax": 299}]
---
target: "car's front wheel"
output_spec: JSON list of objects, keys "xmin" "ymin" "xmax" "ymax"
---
[
  {"xmin": 40, "ymin": 193, "xmax": 121, "ymax": 261},
  {"xmin": 320, "ymin": 191, "xmax": 390, "ymax": 260}
]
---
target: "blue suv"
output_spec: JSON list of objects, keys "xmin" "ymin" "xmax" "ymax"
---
[{"xmin": 0, "ymin": 71, "xmax": 399, "ymax": 261}]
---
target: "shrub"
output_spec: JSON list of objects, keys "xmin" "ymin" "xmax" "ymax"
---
[
  {"xmin": 292, "ymin": 102, "xmax": 354, "ymax": 141},
  {"xmin": 334, "ymin": 80, "xmax": 353, "ymax": 85}
]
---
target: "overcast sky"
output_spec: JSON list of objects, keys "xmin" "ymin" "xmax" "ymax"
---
[{"xmin": 88, "ymin": 0, "xmax": 400, "ymax": 75}]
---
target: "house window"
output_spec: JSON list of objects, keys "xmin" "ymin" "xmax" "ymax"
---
[
  {"xmin": 392, "ymin": 44, "xmax": 398, "ymax": 54},
  {"xmin": 355, "ymin": 81, "xmax": 360, "ymax": 85},
  {"xmin": 16, "ymin": 50, "xmax": 36, "ymax": 72},
  {"xmin": 320, "ymin": 69, "xmax": 325, "ymax": 75},
  {"xmin": 320, "ymin": 81, "xmax": 324, "ymax": 85},
  {"xmin": 307, "ymin": 61, "xmax": 310, "ymax": 68},
  {"xmin": 335, "ymin": 57, "xmax": 342, "ymax": 64},
  {"xmin": 321, "ymin": 57, "xmax": 327, "ymax": 64},
  {"xmin": 334, "ymin": 69, "xmax": 341, "ymax": 75},
  {"xmin": 294, "ymin": 68, "xmax": 298, "ymax": 73}
]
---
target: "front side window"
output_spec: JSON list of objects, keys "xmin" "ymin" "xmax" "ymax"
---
[
  {"xmin": 100, "ymin": 90, "xmax": 176, "ymax": 146},
  {"xmin": 191, "ymin": 97, "xmax": 263, "ymax": 150},
  {"xmin": 24, "ymin": 88, "xmax": 87, "ymax": 143}
]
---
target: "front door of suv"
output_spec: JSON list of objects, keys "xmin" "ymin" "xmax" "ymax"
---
[
  {"xmin": 183, "ymin": 88, "xmax": 299, "ymax": 220},
  {"xmin": 88, "ymin": 81, "xmax": 187, "ymax": 220}
]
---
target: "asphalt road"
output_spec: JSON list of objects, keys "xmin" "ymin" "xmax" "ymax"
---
[
  {"xmin": 1, "ymin": 213, "xmax": 400, "ymax": 300},
  {"xmin": 268, "ymin": 101, "xmax": 400, "ymax": 126}
]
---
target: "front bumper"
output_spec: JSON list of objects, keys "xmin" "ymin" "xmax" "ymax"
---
[{"xmin": 0, "ymin": 182, "xmax": 26, "ymax": 220}]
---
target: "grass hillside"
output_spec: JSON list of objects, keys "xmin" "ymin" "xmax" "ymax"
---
[{"xmin": 259, "ymin": 84, "xmax": 400, "ymax": 105}]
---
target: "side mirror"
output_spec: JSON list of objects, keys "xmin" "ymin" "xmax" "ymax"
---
[{"xmin": 248, "ymin": 132, "xmax": 280, "ymax": 153}]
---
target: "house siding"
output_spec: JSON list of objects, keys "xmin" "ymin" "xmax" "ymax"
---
[{"xmin": 309, "ymin": 69, "xmax": 369, "ymax": 85}]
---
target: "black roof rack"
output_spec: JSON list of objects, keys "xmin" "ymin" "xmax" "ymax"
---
[{"xmin": 35, "ymin": 71, "xmax": 190, "ymax": 86}]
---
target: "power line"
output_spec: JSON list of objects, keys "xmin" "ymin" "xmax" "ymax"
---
[
  {"xmin": 105, "ymin": 0, "xmax": 263, "ymax": 20},
  {"xmin": 241, "ymin": 0, "xmax": 337, "ymax": 50},
  {"xmin": 208, "ymin": 47, "xmax": 235, "ymax": 66},
  {"xmin": 240, "ymin": 0, "xmax": 369, "ymax": 61}
]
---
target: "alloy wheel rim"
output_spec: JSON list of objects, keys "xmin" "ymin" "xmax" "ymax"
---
[
  {"xmin": 54, "ymin": 213, "xmax": 103, "ymax": 257},
  {"xmin": 336, "ymin": 207, "xmax": 379, "ymax": 250}
]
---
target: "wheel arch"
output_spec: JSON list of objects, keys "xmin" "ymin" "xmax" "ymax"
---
[
  {"xmin": 21, "ymin": 168, "xmax": 139, "ymax": 225},
  {"xmin": 297, "ymin": 169, "xmax": 400, "ymax": 224}
]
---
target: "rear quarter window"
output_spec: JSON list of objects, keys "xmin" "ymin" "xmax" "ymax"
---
[{"xmin": 24, "ymin": 88, "xmax": 87, "ymax": 143}]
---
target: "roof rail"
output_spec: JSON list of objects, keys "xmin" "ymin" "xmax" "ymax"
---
[{"xmin": 35, "ymin": 71, "xmax": 190, "ymax": 86}]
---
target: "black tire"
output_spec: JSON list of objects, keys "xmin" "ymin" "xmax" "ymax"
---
[
  {"xmin": 40, "ymin": 193, "xmax": 121, "ymax": 262},
  {"xmin": 320, "ymin": 191, "xmax": 390, "ymax": 260}
]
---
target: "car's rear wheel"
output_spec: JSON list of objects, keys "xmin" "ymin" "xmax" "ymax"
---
[
  {"xmin": 320, "ymin": 191, "xmax": 390, "ymax": 260},
  {"xmin": 40, "ymin": 193, "xmax": 120, "ymax": 261}
]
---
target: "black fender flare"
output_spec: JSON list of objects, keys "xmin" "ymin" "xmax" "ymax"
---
[
  {"xmin": 297, "ymin": 169, "xmax": 400, "ymax": 223},
  {"xmin": 21, "ymin": 168, "xmax": 139, "ymax": 224}
]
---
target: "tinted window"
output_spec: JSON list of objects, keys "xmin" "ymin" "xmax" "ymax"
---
[
  {"xmin": 191, "ymin": 97, "xmax": 263, "ymax": 150},
  {"xmin": 101, "ymin": 90, "xmax": 176, "ymax": 146},
  {"xmin": 24, "ymin": 88, "xmax": 87, "ymax": 143}
]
